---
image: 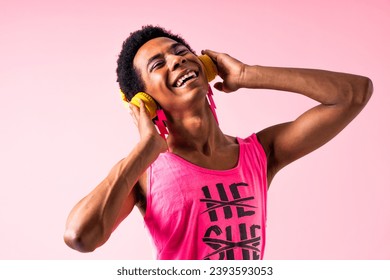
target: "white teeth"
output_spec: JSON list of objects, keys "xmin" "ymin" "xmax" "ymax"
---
[{"xmin": 175, "ymin": 71, "xmax": 196, "ymax": 87}]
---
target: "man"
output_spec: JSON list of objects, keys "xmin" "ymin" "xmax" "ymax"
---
[{"xmin": 64, "ymin": 26, "xmax": 372, "ymax": 260}]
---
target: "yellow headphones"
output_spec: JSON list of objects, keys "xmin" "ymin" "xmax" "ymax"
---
[{"xmin": 121, "ymin": 54, "xmax": 217, "ymax": 119}]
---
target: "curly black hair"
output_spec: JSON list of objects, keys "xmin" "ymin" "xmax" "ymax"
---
[{"xmin": 116, "ymin": 25, "xmax": 195, "ymax": 101}]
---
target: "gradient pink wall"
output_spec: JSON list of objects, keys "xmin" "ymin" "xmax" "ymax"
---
[{"xmin": 0, "ymin": 0, "xmax": 389, "ymax": 259}]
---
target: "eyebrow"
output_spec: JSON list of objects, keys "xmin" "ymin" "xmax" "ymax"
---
[{"xmin": 146, "ymin": 42, "xmax": 184, "ymax": 70}]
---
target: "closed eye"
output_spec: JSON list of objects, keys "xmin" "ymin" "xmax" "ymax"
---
[
  {"xmin": 151, "ymin": 60, "xmax": 165, "ymax": 71},
  {"xmin": 175, "ymin": 49, "xmax": 188, "ymax": 55}
]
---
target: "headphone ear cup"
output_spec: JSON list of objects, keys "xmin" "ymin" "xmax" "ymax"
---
[
  {"xmin": 198, "ymin": 55, "xmax": 217, "ymax": 82},
  {"xmin": 130, "ymin": 92, "xmax": 158, "ymax": 119}
]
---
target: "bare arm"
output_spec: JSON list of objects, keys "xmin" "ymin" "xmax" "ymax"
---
[
  {"xmin": 203, "ymin": 50, "xmax": 373, "ymax": 184},
  {"xmin": 64, "ymin": 101, "xmax": 166, "ymax": 252},
  {"xmin": 250, "ymin": 66, "xmax": 373, "ymax": 181}
]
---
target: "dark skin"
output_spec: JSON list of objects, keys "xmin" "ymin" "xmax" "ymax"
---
[{"xmin": 64, "ymin": 37, "xmax": 373, "ymax": 253}]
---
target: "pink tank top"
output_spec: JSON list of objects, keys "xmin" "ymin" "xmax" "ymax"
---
[{"xmin": 144, "ymin": 134, "xmax": 268, "ymax": 260}]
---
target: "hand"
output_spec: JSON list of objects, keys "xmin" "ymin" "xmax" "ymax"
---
[
  {"xmin": 202, "ymin": 49, "xmax": 247, "ymax": 93},
  {"xmin": 129, "ymin": 100, "xmax": 167, "ymax": 154}
]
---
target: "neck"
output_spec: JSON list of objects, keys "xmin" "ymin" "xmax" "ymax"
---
[{"xmin": 166, "ymin": 100, "xmax": 225, "ymax": 156}]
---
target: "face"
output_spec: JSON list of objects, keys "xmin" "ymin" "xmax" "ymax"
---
[{"xmin": 133, "ymin": 37, "xmax": 209, "ymax": 112}]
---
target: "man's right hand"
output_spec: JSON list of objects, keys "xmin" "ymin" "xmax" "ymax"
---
[{"xmin": 129, "ymin": 100, "xmax": 168, "ymax": 155}]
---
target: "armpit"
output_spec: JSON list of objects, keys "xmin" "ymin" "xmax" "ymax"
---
[{"xmin": 134, "ymin": 183, "xmax": 147, "ymax": 215}]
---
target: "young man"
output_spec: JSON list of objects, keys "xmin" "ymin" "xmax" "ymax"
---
[{"xmin": 64, "ymin": 26, "xmax": 373, "ymax": 260}]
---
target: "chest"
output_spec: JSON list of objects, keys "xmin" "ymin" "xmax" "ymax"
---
[{"xmin": 175, "ymin": 144, "xmax": 240, "ymax": 171}]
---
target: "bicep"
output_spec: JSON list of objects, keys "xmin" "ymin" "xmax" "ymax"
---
[{"xmin": 258, "ymin": 103, "xmax": 359, "ymax": 174}]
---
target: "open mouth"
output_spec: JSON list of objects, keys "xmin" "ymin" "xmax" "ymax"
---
[{"xmin": 174, "ymin": 70, "xmax": 198, "ymax": 87}]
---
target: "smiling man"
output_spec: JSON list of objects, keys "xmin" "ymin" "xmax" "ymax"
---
[{"xmin": 64, "ymin": 25, "xmax": 373, "ymax": 260}]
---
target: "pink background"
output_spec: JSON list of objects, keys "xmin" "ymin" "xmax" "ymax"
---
[{"xmin": 0, "ymin": 0, "xmax": 389, "ymax": 260}]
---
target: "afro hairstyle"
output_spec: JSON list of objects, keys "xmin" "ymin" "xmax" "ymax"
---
[{"xmin": 116, "ymin": 25, "xmax": 195, "ymax": 101}]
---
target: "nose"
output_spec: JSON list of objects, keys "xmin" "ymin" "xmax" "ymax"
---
[{"xmin": 168, "ymin": 54, "xmax": 186, "ymax": 71}]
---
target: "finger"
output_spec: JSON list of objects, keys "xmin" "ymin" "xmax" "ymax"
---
[
  {"xmin": 202, "ymin": 49, "xmax": 220, "ymax": 61},
  {"xmin": 138, "ymin": 99, "xmax": 151, "ymax": 118},
  {"xmin": 129, "ymin": 103, "xmax": 139, "ymax": 114},
  {"xmin": 129, "ymin": 106, "xmax": 134, "ymax": 117},
  {"xmin": 130, "ymin": 113, "xmax": 138, "ymax": 127},
  {"xmin": 129, "ymin": 103, "xmax": 141, "ymax": 122}
]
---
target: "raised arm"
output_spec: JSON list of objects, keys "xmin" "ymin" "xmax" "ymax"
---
[
  {"xmin": 64, "ymin": 101, "xmax": 166, "ymax": 252},
  {"xmin": 203, "ymin": 49, "xmax": 373, "ymax": 184}
]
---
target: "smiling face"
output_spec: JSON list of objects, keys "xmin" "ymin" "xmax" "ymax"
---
[{"xmin": 133, "ymin": 37, "xmax": 209, "ymax": 113}]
